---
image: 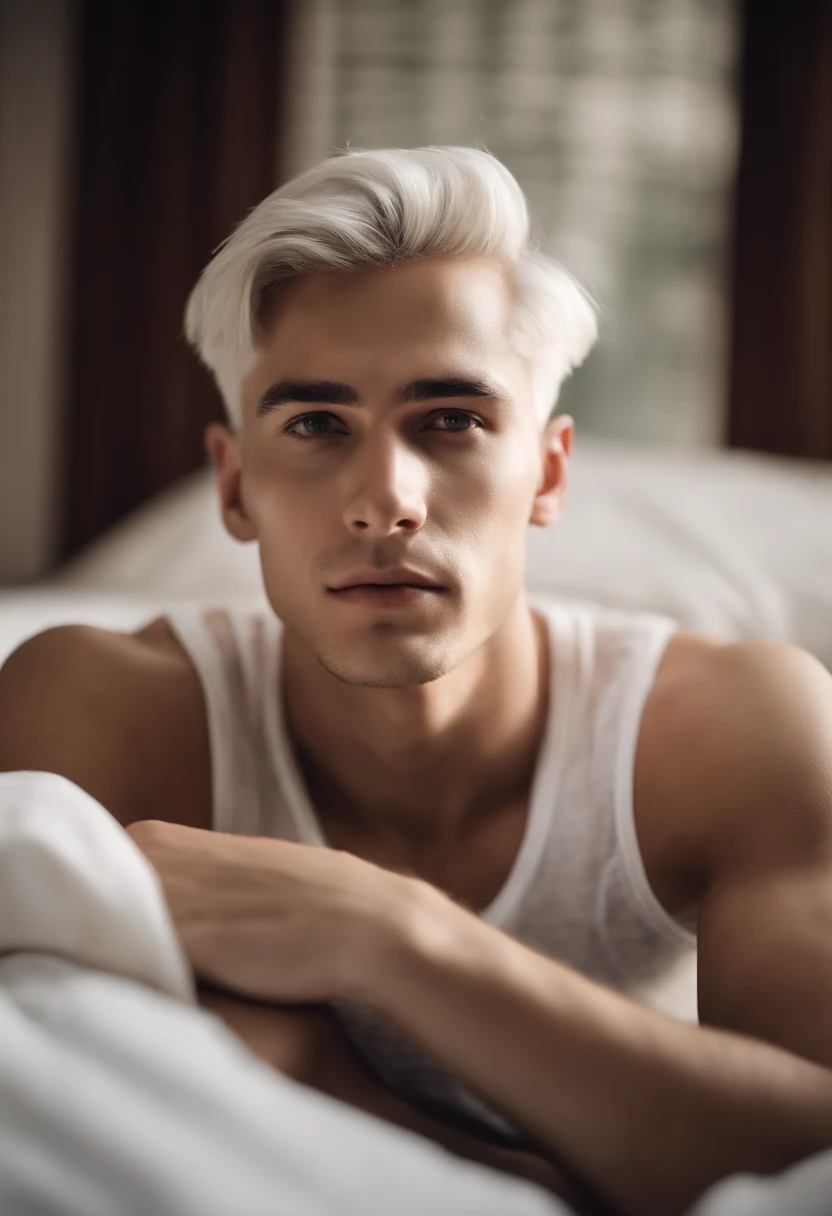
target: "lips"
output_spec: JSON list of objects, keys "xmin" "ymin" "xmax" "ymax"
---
[
  {"xmin": 329, "ymin": 583, "xmax": 446, "ymax": 607},
  {"xmin": 330, "ymin": 567, "xmax": 446, "ymax": 591}
]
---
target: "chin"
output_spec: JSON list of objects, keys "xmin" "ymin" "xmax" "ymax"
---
[{"xmin": 312, "ymin": 636, "xmax": 458, "ymax": 688}]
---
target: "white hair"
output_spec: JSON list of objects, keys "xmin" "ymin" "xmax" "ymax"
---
[{"xmin": 184, "ymin": 145, "xmax": 598, "ymax": 427}]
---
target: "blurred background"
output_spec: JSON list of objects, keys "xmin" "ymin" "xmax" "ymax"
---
[{"xmin": 0, "ymin": 0, "xmax": 830, "ymax": 585}]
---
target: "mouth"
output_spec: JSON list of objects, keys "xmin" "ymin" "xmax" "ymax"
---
[
  {"xmin": 329, "ymin": 566, "xmax": 448, "ymax": 593},
  {"xmin": 328, "ymin": 583, "xmax": 448, "ymax": 607}
]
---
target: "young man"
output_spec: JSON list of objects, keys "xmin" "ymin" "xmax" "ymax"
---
[{"xmin": 2, "ymin": 147, "xmax": 832, "ymax": 1216}]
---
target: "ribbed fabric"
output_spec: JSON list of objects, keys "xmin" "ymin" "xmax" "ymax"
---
[{"xmin": 166, "ymin": 594, "xmax": 696, "ymax": 1144}]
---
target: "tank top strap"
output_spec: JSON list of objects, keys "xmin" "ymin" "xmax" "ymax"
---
[
  {"xmin": 165, "ymin": 606, "xmax": 279, "ymax": 837},
  {"xmin": 510, "ymin": 597, "xmax": 695, "ymax": 992},
  {"xmin": 587, "ymin": 605, "xmax": 697, "ymax": 970},
  {"xmin": 611, "ymin": 613, "xmax": 697, "ymax": 946}
]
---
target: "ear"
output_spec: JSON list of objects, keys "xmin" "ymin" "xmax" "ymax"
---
[
  {"xmin": 203, "ymin": 423, "xmax": 258, "ymax": 542},
  {"xmin": 528, "ymin": 414, "xmax": 574, "ymax": 528}
]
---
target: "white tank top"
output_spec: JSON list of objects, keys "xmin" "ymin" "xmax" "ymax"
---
[{"xmin": 166, "ymin": 595, "xmax": 697, "ymax": 1146}]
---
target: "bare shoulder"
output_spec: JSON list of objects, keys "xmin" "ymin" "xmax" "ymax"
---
[
  {"xmin": 636, "ymin": 630, "xmax": 832, "ymax": 910},
  {"xmin": 0, "ymin": 617, "xmax": 210, "ymax": 828}
]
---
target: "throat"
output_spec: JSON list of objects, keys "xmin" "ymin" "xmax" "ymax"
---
[{"xmin": 315, "ymin": 785, "xmax": 531, "ymax": 915}]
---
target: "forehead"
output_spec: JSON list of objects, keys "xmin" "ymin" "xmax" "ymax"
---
[{"xmin": 253, "ymin": 257, "xmax": 518, "ymax": 375}]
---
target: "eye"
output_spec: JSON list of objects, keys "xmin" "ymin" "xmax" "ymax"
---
[
  {"xmin": 283, "ymin": 409, "xmax": 485, "ymax": 442},
  {"xmin": 283, "ymin": 412, "xmax": 344, "ymax": 441},
  {"xmin": 429, "ymin": 410, "xmax": 484, "ymax": 434}
]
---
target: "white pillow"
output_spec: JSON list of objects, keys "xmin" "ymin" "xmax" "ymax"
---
[
  {"xmin": 44, "ymin": 436, "xmax": 832, "ymax": 667},
  {"xmin": 529, "ymin": 438, "xmax": 832, "ymax": 662},
  {"xmin": 49, "ymin": 470, "xmax": 266, "ymax": 601}
]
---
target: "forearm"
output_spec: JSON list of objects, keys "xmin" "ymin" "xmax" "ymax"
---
[
  {"xmin": 143, "ymin": 820, "xmax": 832, "ymax": 1214},
  {"xmin": 361, "ymin": 883, "xmax": 832, "ymax": 1216},
  {"xmin": 310, "ymin": 1027, "xmax": 593, "ymax": 1208},
  {"xmin": 199, "ymin": 983, "xmax": 586, "ymax": 1206}
]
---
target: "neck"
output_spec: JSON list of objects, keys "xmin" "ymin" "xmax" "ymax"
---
[{"xmin": 280, "ymin": 594, "xmax": 551, "ymax": 847}]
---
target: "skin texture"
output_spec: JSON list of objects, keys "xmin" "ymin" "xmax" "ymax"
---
[{"xmin": 2, "ymin": 255, "xmax": 832, "ymax": 1216}]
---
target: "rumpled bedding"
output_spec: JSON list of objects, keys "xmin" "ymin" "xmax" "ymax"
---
[
  {"xmin": 0, "ymin": 770, "xmax": 561, "ymax": 1216},
  {"xmin": 1, "ymin": 768, "xmax": 831, "ymax": 1216}
]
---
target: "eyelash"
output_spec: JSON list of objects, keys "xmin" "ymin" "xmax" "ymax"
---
[{"xmin": 283, "ymin": 410, "xmax": 485, "ymax": 442}]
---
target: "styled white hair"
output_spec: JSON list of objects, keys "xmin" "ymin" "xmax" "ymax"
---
[{"xmin": 184, "ymin": 145, "xmax": 598, "ymax": 428}]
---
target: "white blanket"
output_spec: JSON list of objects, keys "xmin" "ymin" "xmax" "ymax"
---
[
  {"xmin": 0, "ymin": 770, "xmax": 561, "ymax": 1216},
  {"xmin": 2, "ymin": 769, "xmax": 831, "ymax": 1216}
]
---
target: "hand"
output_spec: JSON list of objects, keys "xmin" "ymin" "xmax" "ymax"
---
[{"xmin": 125, "ymin": 820, "xmax": 418, "ymax": 1004}]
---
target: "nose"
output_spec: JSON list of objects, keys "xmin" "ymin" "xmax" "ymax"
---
[{"xmin": 341, "ymin": 434, "xmax": 428, "ymax": 538}]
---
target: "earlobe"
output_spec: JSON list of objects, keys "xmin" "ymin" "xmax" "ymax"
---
[{"xmin": 204, "ymin": 423, "xmax": 258, "ymax": 543}]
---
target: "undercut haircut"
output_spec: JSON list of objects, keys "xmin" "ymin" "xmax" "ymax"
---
[{"xmin": 184, "ymin": 145, "xmax": 598, "ymax": 428}]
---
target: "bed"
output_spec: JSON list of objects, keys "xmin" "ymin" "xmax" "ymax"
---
[{"xmin": 2, "ymin": 435, "xmax": 832, "ymax": 1214}]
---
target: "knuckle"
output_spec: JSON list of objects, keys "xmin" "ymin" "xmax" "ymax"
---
[{"xmin": 126, "ymin": 818, "xmax": 167, "ymax": 845}]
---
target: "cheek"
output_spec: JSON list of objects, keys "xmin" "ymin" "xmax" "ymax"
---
[
  {"xmin": 240, "ymin": 437, "xmax": 299, "ymax": 526},
  {"xmin": 238, "ymin": 457, "xmax": 316, "ymax": 578},
  {"xmin": 452, "ymin": 434, "xmax": 539, "ymax": 537},
  {"xmin": 253, "ymin": 488, "xmax": 317, "ymax": 563},
  {"xmin": 255, "ymin": 505, "xmax": 323, "ymax": 624}
]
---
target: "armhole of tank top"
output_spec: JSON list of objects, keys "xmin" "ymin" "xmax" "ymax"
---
[
  {"xmin": 164, "ymin": 608, "xmax": 230, "ymax": 835},
  {"xmin": 481, "ymin": 600, "xmax": 578, "ymax": 927},
  {"xmin": 614, "ymin": 619, "xmax": 698, "ymax": 949}
]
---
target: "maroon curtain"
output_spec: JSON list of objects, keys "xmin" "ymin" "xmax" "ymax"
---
[
  {"xmin": 727, "ymin": 0, "xmax": 832, "ymax": 460},
  {"xmin": 60, "ymin": 0, "xmax": 288, "ymax": 560}
]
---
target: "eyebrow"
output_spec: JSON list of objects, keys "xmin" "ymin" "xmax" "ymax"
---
[{"xmin": 256, "ymin": 376, "xmax": 509, "ymax": 416}]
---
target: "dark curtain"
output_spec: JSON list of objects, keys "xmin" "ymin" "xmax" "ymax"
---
[
  {"xmin": 727, "ymin": 0, "xmax": 832, "ymax": 460},
  {"xmin": 60, "ymin": 0, "xmax": 288, "ymax": 560}
]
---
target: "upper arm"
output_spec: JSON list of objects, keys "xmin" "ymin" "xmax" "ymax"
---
[
  {"xmin": 0, "ymin": 625, "xmax": 153, "ymax": 827},
  {"xmin": 692, "ymin": 641, "xmax": 832, "ymax": 1069}
]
